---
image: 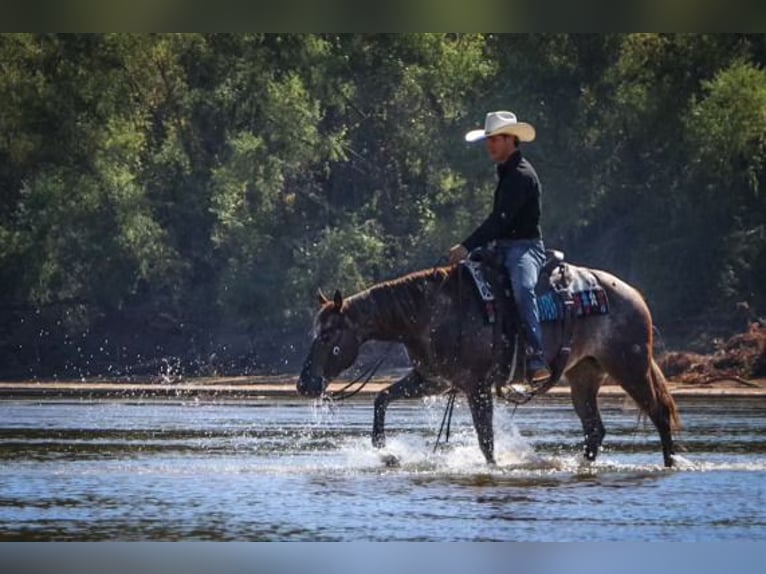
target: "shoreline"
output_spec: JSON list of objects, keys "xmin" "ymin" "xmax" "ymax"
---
[{"xmin": 0, "ymin": 374, "xmax": 764, "ymax": 400}]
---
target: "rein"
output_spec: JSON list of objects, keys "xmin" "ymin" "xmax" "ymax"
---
[
  {"xmin": 433, "ymin": 388, "xmax": 458, "ymax": 453},
  {"xmin": 432, "ymin": 261, "xmax": 465, "ymax": 453},
  {"xmin": 323, "ymin": 343, "xmax": 396, "ymax": 402}
]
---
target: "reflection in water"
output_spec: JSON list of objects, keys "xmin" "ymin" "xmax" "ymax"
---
[{"xmin": 0, "ymin": 396, "xmax": 765, "ymax": 540}]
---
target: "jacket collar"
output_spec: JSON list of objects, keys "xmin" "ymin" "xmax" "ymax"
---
[{"xmin": 497, "ymin": 149, "xmax": 522, "ymax": 178}]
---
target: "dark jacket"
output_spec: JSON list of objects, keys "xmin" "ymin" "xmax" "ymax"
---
[{"xmin": 461, "ymin": 150, "xmax": 542, "ymax": 252}]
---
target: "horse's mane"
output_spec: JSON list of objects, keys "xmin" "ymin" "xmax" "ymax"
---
[{"xmin": 320, "ymin": 266, "xmax": 454, "ymax": 334}]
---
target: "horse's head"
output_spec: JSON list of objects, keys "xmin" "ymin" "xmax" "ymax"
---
[{"xmin": 297, "ymin": 289, "xmax": 361, "ymax": 397}]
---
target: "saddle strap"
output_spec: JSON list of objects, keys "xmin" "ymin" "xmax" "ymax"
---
[
  {"xmin": 547, "ymin": 288, "xmax": 576, "ymax": 385},
  {"xmin": 527, "ymin": 272, "xmax": 577, "ymax": 397}
]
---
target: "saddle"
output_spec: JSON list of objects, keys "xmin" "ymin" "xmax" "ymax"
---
[{"xmin": 461, "ymin": 246, "xmax": 609, "ymax": 403}]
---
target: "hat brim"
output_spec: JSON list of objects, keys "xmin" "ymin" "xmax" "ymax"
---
[{"xmin": 465, "ymin": 122, "xmax": 536, "ymax": 143}]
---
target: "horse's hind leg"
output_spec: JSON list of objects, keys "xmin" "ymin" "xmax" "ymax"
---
[
  {"xmin": 567, "ymin": 358, "xmax": 607, "ymax": 462},
  {"xmin": 604, "ymin": 355, "xmax": 679, "ymax": 467},
  {"xmin": 372, "ymin": 369, "xmax": 445, "ymax": 448},
  {"xmin": 645, "ymin": 359, "xmax": 680, "ymax": 467}
]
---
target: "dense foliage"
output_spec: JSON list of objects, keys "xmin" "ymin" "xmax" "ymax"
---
[{"xmin": 1, "ymin": 34, "xmax": 765, "ymax": 378}]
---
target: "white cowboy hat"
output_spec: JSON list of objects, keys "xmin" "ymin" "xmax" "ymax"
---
[{"xmin": 464, "ymin": 110, "xmax": 536, "ymax": 143}]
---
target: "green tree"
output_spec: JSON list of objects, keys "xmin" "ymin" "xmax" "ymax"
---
[{"xmin": 683, "ymin": 61, "xmax": 766, "ymax": 314}]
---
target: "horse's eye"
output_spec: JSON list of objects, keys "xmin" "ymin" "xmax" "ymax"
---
[{"xmin": 332, "ymin": 346, "xmax": 341, "ymax": 356}]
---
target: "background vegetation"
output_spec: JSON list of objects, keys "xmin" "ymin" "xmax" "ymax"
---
[{"xmin": 1, "ymin": 33, "xmax": 765, "ymax": 379}]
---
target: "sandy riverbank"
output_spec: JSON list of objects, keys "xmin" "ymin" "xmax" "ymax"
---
[{"xmin": 0, "ymin": 374, "xmax": 764, "ymax": 400}]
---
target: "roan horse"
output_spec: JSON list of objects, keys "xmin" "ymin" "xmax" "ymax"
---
[{"xmin": 297, "ymin": 260, "xmax": 680, "ymax": 467}]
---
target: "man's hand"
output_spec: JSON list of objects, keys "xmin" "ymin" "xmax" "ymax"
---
[{"xmin": 448, "ymin": 244, "xmax": 468, "ymax": 265}]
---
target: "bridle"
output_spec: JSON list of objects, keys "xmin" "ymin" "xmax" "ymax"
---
[
  {"xmin": 322, "ymin": 343, "xmax": 396, "ymax": 402},
  {"xmin": 324, "ymin": 351, "xmax": 385, "ymax": 401}
]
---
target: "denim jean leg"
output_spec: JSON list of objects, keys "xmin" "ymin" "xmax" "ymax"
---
[{"xmin": 503, "ymin": 239, "xmax": 546, "ymax": 365}]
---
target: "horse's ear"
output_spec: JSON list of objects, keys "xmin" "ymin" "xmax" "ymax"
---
[
  {"xmin": 333, "ymin": 289, "xmax": 343, "ymax": 310},
  {"xmin": 317, "ymin": 288, "xmax": 329, "ymax": 306}
]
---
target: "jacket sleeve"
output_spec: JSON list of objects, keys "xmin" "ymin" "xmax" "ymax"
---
[{"xmin": 461, "ymin": 174, "xmax": 530, "ymax": 252}]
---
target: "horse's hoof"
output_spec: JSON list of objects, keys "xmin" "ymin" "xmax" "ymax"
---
[
  {"xmin": 584, "ymin": 449, "xmax": 598, "ymax": 462},
  {"xmin": 380, "ymin": 453, "xmax": 400, "ymax": 468}
]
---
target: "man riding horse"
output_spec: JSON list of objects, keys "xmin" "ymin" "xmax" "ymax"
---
[
  {"xmin": 298, "ymin": 110, "xmax": 680, "ymax": 467},
  {"xmin": 448, "ymin": 110, "xmax": 550, "ymax": 390}
]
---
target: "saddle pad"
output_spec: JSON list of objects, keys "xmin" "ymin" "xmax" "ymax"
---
[
  {"xmin": 538, "ymin": 264, "xmax": 609, "ymax": 322},
  {"xmin": 538, "ymin": 288, "xmax": 609, "ymax": 322},
  {"xmin": 462, "ymin": 260, "xmax": 494, "ymax": 302}
]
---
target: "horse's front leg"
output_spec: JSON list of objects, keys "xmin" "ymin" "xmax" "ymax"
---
[
  {"xmin": 467, "ymin": 385, "xmax": 496, "ymax": 466},
  {"xmin": 373, "ymin": 369, "xmax": 444, "ymax": 448}
]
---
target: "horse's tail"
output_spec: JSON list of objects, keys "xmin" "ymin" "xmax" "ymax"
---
[{"xmin": 649, "ymin": 359, "xmax": 681, "ymax": 431}]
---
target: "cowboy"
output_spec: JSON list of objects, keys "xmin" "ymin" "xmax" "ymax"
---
[{"xmin": 448, "ymin": 110, "xmax": 551, "ymax": 387}]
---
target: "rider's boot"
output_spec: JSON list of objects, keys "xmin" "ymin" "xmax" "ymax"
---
[
  {"xmin": 525, "ymin": 353, "xmax": 551, "ymax": 390},
  {"xmin": 506, "ymin": 347, "xmax": 551, "ymax": 402}
]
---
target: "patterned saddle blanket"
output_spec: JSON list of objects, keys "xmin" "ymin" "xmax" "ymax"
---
[{"xmin": 462, "ymin": 253, "xmax": 609, "ymax": 324}]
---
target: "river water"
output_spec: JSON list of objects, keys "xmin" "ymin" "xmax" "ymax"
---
[{"xmin": 0, "ymin": 394, "xmax": 764, "ymax": 541}]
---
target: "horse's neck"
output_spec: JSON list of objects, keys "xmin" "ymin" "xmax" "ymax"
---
[{"xmin": 346, "ymin": 278, "xmax": 432, "ymax": 342}]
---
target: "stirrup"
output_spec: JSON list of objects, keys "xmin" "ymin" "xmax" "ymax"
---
[
  {"xmin": 499, "ymin": 365, "xmax": 553, "ymax": 405},
  {"xmin": 502, "ymin": 382, "xmax": 537, "ymax": 405}
]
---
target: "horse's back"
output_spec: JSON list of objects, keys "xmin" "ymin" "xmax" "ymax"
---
[
  {"xmin": 587, "ymin": 267, "xmax": 653, "ymax": 324},
  {"xmin": 555, "ymin": 265, "xmax": 654, "ymax": 366}
]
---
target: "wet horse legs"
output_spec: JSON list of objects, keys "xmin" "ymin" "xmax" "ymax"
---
[
  {"xmin": 627, "ymin": 360, "xmax": 678, "ymax": 467},
  {"xmin": 567, "ymin": 359, "xmax": 607, "ymax": 462},
  {"xmin": 467, "ymin": 387, "xmax": 496, "ymax": 465},
  {"xmin": 372, "ymin": 369, "xmax": 446, "ymax": 448},
  {"xmin": 601, "ymin": 355, "xmax": 679, "ymax": 467},
  {"xmin": 373, "ymin": 371, "xmax": 496, "ymax": 467}
]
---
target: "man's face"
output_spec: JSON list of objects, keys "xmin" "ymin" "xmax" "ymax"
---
[{"xmin": 485, "ymin": 134, "xmax": 515, "ymax": 163}]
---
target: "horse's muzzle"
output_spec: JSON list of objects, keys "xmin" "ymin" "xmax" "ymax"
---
[
  {"xmin": 297, "ymin": 360, "xmax": 326, "ymax": 397},
  {"xmin": 297, "ymin": 374, "xmax": 326, "ymax": 397}
]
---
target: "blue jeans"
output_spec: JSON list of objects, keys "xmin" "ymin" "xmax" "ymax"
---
[{"xmin": 499, "ymin": 239, "xmax": 546, "ymax": 367}]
